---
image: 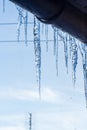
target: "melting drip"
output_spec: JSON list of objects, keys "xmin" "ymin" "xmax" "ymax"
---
[
  {"xmin": 33, "ymin": 17, "xmax": 41, "ymax": 97},
  {"xmin": 16, "ymin": 6, "xmax": 28, "ymax": 45}
]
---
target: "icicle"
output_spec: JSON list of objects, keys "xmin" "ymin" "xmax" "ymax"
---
[
  {"xmin": 80, "ymin": 43, "xmax": 87, "ymax": 107},
  {"xmin": 68, "ymin": 35, "xmax": 73, "ymax": 58},
  {"xmin": 16, "ymin": 6, "xmax": 28, "ymax": 45},
  {"xmin": 41, "ymin": 23, "xmax": 44, "ymax": 35},
  {"xmin": 56, "ymin": 30, "xmax": 59, "ymax": 76},
  {"xmin": 16, "ymin": 6, "xmax": 23, "ymax": 41},
  {"xmin": 63, "ymin": 34, "xmax": 68, "ymax": 73},
  {"xmin": 53, "ymin": 27, "xmax": 57, "ymax": 56},
  {"xmin": 33, "ymin": 16, "xmax": 41, "ymax": 97},
  {"xmin": 57, "ymin": 30, "xmax": 66, "ymax": 45},
  {"xmin": 3, "ymin": 0, "xmax": 5, "ymax": 13},
  {"xmin": 45, "ymin": 25, "xmax": 48, "ymax": 52},
  {"xmin": 56, "ymin": 30, "xmax": 69, "ymax": 74},
  {"xmin": 71, "ymin": 38, "xmax": 78, "ymax": 85},
  {"xmin": 53, "ymin": 27, "xmax": 59, "ymax": 76},
  {"xmin": 24, "ymin": 11, "xmax": 28, "ymax": 46}
]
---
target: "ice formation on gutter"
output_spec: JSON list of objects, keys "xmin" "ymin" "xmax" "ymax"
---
[{"xmin": 9, "ymin": 6, "xmax": 87, "ymax": 104}]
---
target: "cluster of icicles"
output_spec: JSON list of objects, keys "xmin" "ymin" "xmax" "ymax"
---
[{"xmin": 3, "ymin": 1, "xmax": 87, "ymax": 105}]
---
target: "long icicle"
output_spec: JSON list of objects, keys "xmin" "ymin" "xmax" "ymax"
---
[
  {"xmin": 81, "ymin": 43, "xmax": 87, "ymax": 107},
  {"xmin": 54, "ymin": 27, "xmax": 59, "ymax": 76},
  {"xmin": 24, "ymin": 11, "xmax": 28, "ymax": 46},
  {"xmin": 53, "ymin": 27, "xmax": 57, "ymax": 56},
  {"xmin": 33, "ymin": 16, "xmax": 41, "ymax": 97},
  {"xmin": 64, "ymin": 34, "xmax": 68, "ymax": 73},
  {"xmin": 71, "ymin": 38, "xmax": 78, "ymax": 86},
  {"xmin": 16, "ymin": 6, "xmax": 28, "ymax": 45},
  {"xmin": 69, "ymin": 35, "xmax": 73, "ymax": 58},
  {"xmin": 56, "ymin": 29, "xmax": 59, "ymax": 76},
  {"xmin": 16, "ymin": 6, "xmax": 23, "ymax": 41}
]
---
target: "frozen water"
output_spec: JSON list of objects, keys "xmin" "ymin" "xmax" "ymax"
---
[
  {"xmin": 2, "ymin": 4, "xmax": 87, "ymax": 105},
  {"xmin": 63, "ymin": 34, "xmax": 68, "ymax": 73},
  {"xmin": 33, "ymin": 17, "xmax": 41, "ymax": 97},
  {"xmin": 16, "ymin": 6, "xmax": 28, "ymax": 45},
  {"xmin": 79, "ymin": 43, "xmax": 87, "ymax": 107},
  {"xmin": 15, "ymin": 10, "xmax": 87, "ymax": 104},
  {"xmin": 45, "ymin": 25, "xmax": 48, "ymax": 52},
  {"xmin": 24, "ymin": 11, "xmax": 28, "ymax": 46},
  {"xmin": 54, "ymin": 27, "xmax": 59, "ymax": 76},
  {"xmin": 70, "ymin": 37, "xmax": 78, "ymax": 85}
]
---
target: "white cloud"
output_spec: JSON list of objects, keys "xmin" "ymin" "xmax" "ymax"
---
[
  {"xmin": 36, "ymin": 111, "xmax": 87, "ymax": 130},
  {"xmin": 0, "ymin": 87, "xmax": 59, "ymax": 103},
  {"xmin": 41, "ymin": 87, "xmax": 61, "ymax": 103},
  {"xmin": 0, "ymin": 111, "xmax": 87, "ymax": 130},
  {"xmin": 0, "ymin": 88, "xmax": 39, "ymax": 101},
  {"xmin": 0, "ymin": 84, "xmax": 85, "ymax": 107}
]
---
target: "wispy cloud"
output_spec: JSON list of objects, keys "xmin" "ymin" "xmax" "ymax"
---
[
  {"xmin": 0, "ymin": 87, "xmax": 59, "ymax": 103},
  {"xmin": 41, "ymin": 87, "xmax": 61, "ymax": 103},
  {"xmin": 0, "ymin": 88, "xmax": 39, "ymax": 100},
  {"xmin": 35, "ymin": 111, "xmax": 87, "ymax": 130},
  {"xmin": 0, "ymin": 111, "xmax": 87, "ymax": 130},
  {"xmin": 0, "ymin": 84, "xmax": 85, "ymax": 107}
]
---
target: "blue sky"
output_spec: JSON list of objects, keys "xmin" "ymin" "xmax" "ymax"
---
[{"xmin": 0, "ymin": 0, "xmax": 87, "ymax": 130}]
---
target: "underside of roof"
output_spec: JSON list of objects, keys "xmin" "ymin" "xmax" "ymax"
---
[
  {"xmin": 9, "ymin": 0, "xmax": 87, "ymax": 43},
  {"xmin": 67, "ymin": 0, "xmax": 87, "ymax": 14}
]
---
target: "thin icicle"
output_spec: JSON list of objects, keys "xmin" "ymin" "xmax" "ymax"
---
[
  {"xmin": 53, "ymin": 27, "xmax": 59, "ymax": 75},
  {"xmin": 80, "ymin": 43, "xmax": 87, "ymax": 107},
  {"xmin": 53, "ymin": 27, "xmax": 57, "ymax": 56},
  {"xmin": 63, "ymin": 34, "xmax": 68, "ymax": 73},
  {"xmin": 57, "ymin": 30, "xmax": 66, "ymax": 46},
  {"xmin": 16, "ymin": 6, "xmax": 23, "ymax": 41},
  {"xmin": 24, "ymin": 11, "xmax": 28, "ymax": 46},
  {"xmin": 3, "ymin": 0, "xmax": 5, "ymax": 13},
  {"xmin": 56, "ymin": 30, "xmax": 69, "ymax": 73},
  {"xmin": 16, "ymin": 6, "xmax": 28, "ymax": 45},
  {"xmin": 69, "ymin": 35, "xmax": 73, "ymax": 58},
  {"xmin": 45, "ymin": 25, "xmax": 48, "ymax": 52},
  {"xmin": 56, "ymin": 30, "xmax": 59, "ymax": 76},
  {"xmin": 71, "ymin": 38, "xmax": 78, "ymax": 85},
  {"xmin": 33, "ymin": 16, "xmax": 41, "ymax": 97}
]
